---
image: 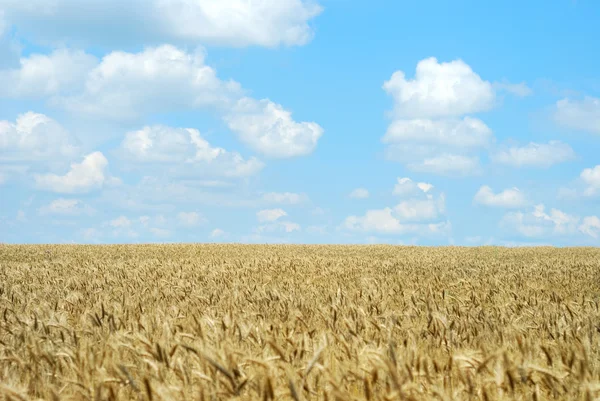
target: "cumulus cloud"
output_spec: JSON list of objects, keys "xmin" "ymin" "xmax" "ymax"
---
[
  {"xmin": 382, "ymin": 58, "xmax": 496, "ymax": 176},
  {"xmin": 210, "ymin": 228, "xmax": 226, "ymax": 238},
  {"xmin": 0, "ymin": 112, "xmax": 79, "ymax": 162},
  {"xmin": 256, "ymin": 221, "xmax": 301, "ymax": 234},
  {"xmin": 225, "ymin": 98, "xmax": 323, "ymax": 158},
  {"xmin": 118, "ymin": 125, "xmax": 263, "ymax": 178},
  {"xmin": 383, "ymin": 57, "xmax": 495, "ymax": 119},
  {"xmin": 581, "ymin": 165, "xmax": 600, "ymax": 196},
  {"xmin": 1, "ymin": 0, "xmax": 322, "ymax": 48},
  {"xmin": 38, "ymin": 198, "xmax": 95, "ymax": 216},
  {"xmin": 343, "ymin": 177, "xmax": 449, "ymax": 236},
  {"xmin": 500, "ymin": 204, "xmax": 597, "ymax": 239},
  {"xmin": 394, "ymin": 195, "xmax": 445, "ymax": 222},
  {"xmin": 408, "ymin": 154, "xmax": 481, "ymax": 176},
  {"xmin": 56, "ymin": 45, "xmax": 240, "ymax": 120},
  {"xmin": 262, "ymin": 192, "xmax": 308, "ymax": 204},
  {"xmin": 553, "ymin": 97, "xmax": 600, "ymax": 134},
  {"xmin": 256, "ymin": 208, "xmax": 287, "ymax": 222},
  {"xmin": 579, "ymin": 216, "xmax": 600, "ymax": 238},
  {"xmin": 0, "ymin": 49, "xmax": 97, "ymax": 97},
  {"xmin": 474, "ymin": 186, "xmax": 527, "ymax": 208},
  {"xmin": 491, "ymin": 141, "xmax": 575, "ymax": 168},
  {"xmin": 1, "ymin": 45, "xmax": 324, "ymax": 158},
  {"xmin": 349, "ymin": 188, "xmax": 369, "ymax": 199},
  {"xmin": 383, "ymin": 117, "xmax": 493, "ymax": 149},
  {"xmin": 177, "ymin": 211, "xmax": 206, "ymax": 227},
  {"xmin": 393, "ymin": 177, "xmax": 433, "ymax": 197},
  {"xmin": 34, "ymin": 151, "xmax": 113, "ymax": 193}
]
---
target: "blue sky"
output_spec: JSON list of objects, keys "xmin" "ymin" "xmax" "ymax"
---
[{"xmin": 1, "ymin": 0, "xmax": 599, "ymax": 245}]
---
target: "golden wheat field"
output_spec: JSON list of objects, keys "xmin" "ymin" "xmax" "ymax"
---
[{"xmin": 1, "ymin": 245, "xmax": 600, "ymax": 401}]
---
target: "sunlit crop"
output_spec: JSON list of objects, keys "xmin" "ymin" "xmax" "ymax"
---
[{"xmin": 1, "ymin": 244, "xmax": 599, "ymax": 400}]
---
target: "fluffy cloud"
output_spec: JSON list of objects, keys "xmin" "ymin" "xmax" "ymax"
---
[
  {"xmin": 225, "ymin": 98, "xmax": 323, "ymax": 158},
  {"xmin": 491, "ymin": 141, "xmax": 575, "ymax": 168},
  {"xmin": 262, "ymin": 192, "xmax": 308, "ymax": 204},
  {"xmin": 1, "ymin": 0, "xmax": 322, "ymax": 48},
  {"xmin": 177, "ymin": 211, "xmax": 206, "ymax": 227},
  {"xmin": 34, "ymin": 151, "xmax": 114, "ymax": 193},
  {"xmin": 408, "ymin": 154, "xmax": 481, "ymax": 176},
  {"xmin": 56, "ymin": 45, "xmax": 240, "ymax": 120},
  {"xmin": 382, "ymin": 58, "xmax": 496, "ymax": 176},
  {"xmin": 349, "ymin": 188, "xmax": 369, "ymax": 199},
  {"xmin": 383, "ymin": 117, "xmax": 493, "ymax": 149},
  {"xmin": 383, "ymin": 57, "xmax": 495, "ymax": 119},
  {"xmin": 256, "ymin": 208, "xmax": 287, "ymax": 222},
  {"xmin": 118, "ymin": 125, "xmax": 263, "ymax": 178},
  {"xmin": 501, "ymin": 204, "xmax": 598, "ymax": 239},
  {"xmin": 210, "ymin": 228, "xmax": 226, "ymax": 238},
  {"xmin": 0, "ymin": 49, "xmax": 97, "ymax": 97},
  {"xmin": 474, "ymin": 186, "xmax": 527, "ymax": 208},
  {"xmin": 256, "ymin": 221, "xmax": 301, "ymax": 234},
  {"xmin": 343, "ymin": 178, "xmax": 449, "ymax": 236},
  {"xmin": 579, "ymin": 216, "xmax": 600, "ymax": 239},
  {"xmin": 394, "ymin": 195, "xmax": 445, "ymax": 222},
  {"xmin": 1, "ymin": 45, "xmax": 323, "ymax": 158},
  {"xmin": 553, "ymin": 97, "xmax": 600, "ymax": 134},
  {"xmin": 393, "ymin": 177, "xmax": 433, "ymax": 197},
  {"xmin": 38, "ymin": 198, "xmax": 95, "ymax": 216},
  {"xmin": 0, "ymin": 112, "xmax": 79, "ymax": 162},
  {"xmin": 581, "ymin": 165, "xmax": 600, "ymax": 196}
]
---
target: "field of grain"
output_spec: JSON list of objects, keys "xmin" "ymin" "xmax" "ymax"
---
[{"xmin": 1, "ymin": 245, "xmax": 599, "ymax": 401}]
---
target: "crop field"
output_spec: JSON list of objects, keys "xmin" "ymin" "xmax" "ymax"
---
[{"xmin": 0, "ymin": 245, "xmax": 599, "ymax": 401}]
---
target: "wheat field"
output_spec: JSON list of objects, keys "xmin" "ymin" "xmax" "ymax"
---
[{"xmin": 0, "ymin": 245, "xmax": 599, "ymax": 401}]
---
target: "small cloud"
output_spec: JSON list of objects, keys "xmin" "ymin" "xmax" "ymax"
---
[
  {"xmin": 177, "ymin": 211, "xmax": 206, "ymax": 227},
  {"xmin": 493, "ymin": 80, "xmax": 533, "ymax": 97},
  {"xmin": 349, "ymin": 188, "xmax": 369, "ymax": 199},
  {"xmin": 210, "ymin": 228, "xmax": 226, "ymax": 238},
  {"xmin": 256, "ymin": 208, "xmax": 287, "ymax": 222},
  {"xmin": 474, "ymin": 186, "xmax": 527, "ymax": 208}
]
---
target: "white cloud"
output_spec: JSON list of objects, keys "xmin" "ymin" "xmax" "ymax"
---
[
  {"xmin": 553, "ymin": 97, "xmax": 600, "ymax": 134},
  {"xmin": 0, "ymin": 112, "xmax": 79, "ymax": 162},
  {"xmin": 474, "ymin": 186, "xmax": 527, "ymax": 208},
  {"xmin": 501, "ymin": 204, "xmax": 580, "ymax": 238},
  {"xmin": 56, "ymin": 45, "xmax": 240, "ymax": 120},
  {"xmin": 256, "ymin": 220, "xmax": 300, "ymax": 233},
  {"xmin": 491, "ymin": 141, "xmax": 575, "ymax": 168},
  {"xmin": 394, "ymin": 195, "xmax": 445, "ymax": 222},
  {"xmin": 225, "ymin": 97, "xmax": 323, "ymax": 158},
  {"xmin": 1, "ymin": 0, "xmax": 322, "ymax": 48},
  {"xmin": 581, "ymin": 165, "xmax": 600, "ymax": 196},
  {"xmin": 149, "ymin": 227, "xmax": 170, "ymax": 238},
  {"xmin": 579, "ymin": 216, "xmax": 600, "ymax": 238},
  {"xmin": 3, "ymin": 45, "xmax": 323, "ymax": 158},
  {"xmin": 109, "ymin": 216, "xmax": 132, "ymax": 229},
  {"xmin": 349, "ymin": 188, "xmax": 369, "ymax": 199},
  {"xmin": 177, "ymin": 211, "xmax": 206, "ymax": 227},
  {"xmin": 343, "ymin": 178, "xmax": 449, "ymax": 236},
  {"xmin": 38, "ymin": 198, "xmax": 95, "ymax": 216},
  {"xmin": 256, "ymin": 208, "xmax": 287, "ymax": 222},
  {"xmin": 262, "ymin": 192, "xmax": 308, "ymax": 204},
  {"xmin": 34, "ymin": 151, "xmax": 112, "ymax": 193},
  {"xmin": 383, "ymin": 57, "xmax": 495, "ymax": 119},
  {"xmin": 118, "ymin": 125, "xmax": 263, "ymax": 177},
  {"xmin": 382, "ymin": 58, "xmax": 496, "ymax": 175},
  {"xmin": 0, "ymin": 49, "xmax": 97, "ymax": 97},
  {"xmin": 383, "ymin": 117, "xmax": 493, "ymax": 149},
  {"xmin": 408, "ymin": 154, "xmax": 481, "ymax": 177},
  {"xmin": 210, "ymin": 228, "xmax": 226, "ymax": 238},
  {"xmin": 493, "ymin": 81, "xmax": 532, "ymax": 97},
  {"xmin": 393, "ymin": 177, "xmax": 433, "ymax": 197}
]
